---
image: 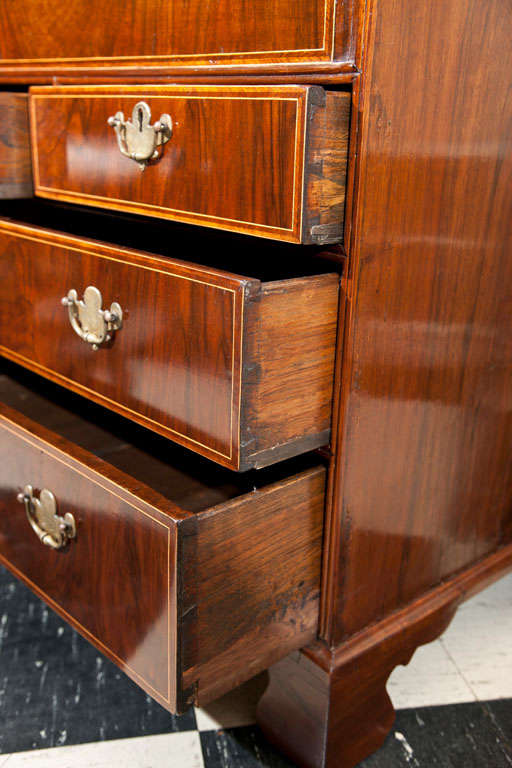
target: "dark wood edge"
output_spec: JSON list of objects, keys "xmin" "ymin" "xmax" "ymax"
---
[
  {"xmin": 318, "ymin": 0, "xmax": 374, "ymax": 645},
  {"xmin": 20, "ymin": 73, "xmax": 359, "ymax": 86},
  {"xmin": 301, "ymin": 89, "xmax": 351, "ymax": 245},
  {"xmin": 179, "ymin": 465, "xmax": 326, "ymax": 707},
  {"xmin": 239, "ymin": 273, "xmax": 338, "ymax": 470},
  {"xmin": 175, "ymin": 514, "xmax": 199, "ymax": 712}
]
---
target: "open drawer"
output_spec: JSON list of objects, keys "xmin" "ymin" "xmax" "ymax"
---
[
  {"xmin": 29, "ymin": 85, "xmax": 350, "ymax": 244},
  {"xmin": 0, "ymin": 363, "xmax": 325, "ymax": 712},
  {"xmin": 0, "ymin": 203, "xmax": 340, "ymax": 470}
]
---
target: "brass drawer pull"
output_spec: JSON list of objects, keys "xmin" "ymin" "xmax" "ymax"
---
[
  {"xmin": 107, "ymin": 101, "xmax": 173, "ymax": 171},
  {"xmin": 61, "ymin": 286, "xmax": 123, "ymax": 351},
  {"xmin": 16, "ymin": 485, "xmax": 76, "ymax": 550}
]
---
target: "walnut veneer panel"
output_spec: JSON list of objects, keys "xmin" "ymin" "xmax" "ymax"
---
[
  {"xmin": 29, "ymin": 86, "xmax": 350, "ymax": 243},
  {"xmin": 0, "ymin": 369, "xmax": 325, "ymax": 712},
  {"xmin": 0, "ymin": 94, "xmax": 32, "ymax": 198},
  {"xmin": 0, "ymin": 0, "xmax": 342, "ymax": 75},
  {"xmin": 0, "ymin": 218, "xmax": 338, "ymax": 470}
]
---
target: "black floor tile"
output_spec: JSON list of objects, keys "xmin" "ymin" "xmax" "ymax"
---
[
  {"xmin": 200, "ymin": 701, "xmax": 512, "ymax": 768},
  {"xmin": 0, "ymin": 566, "xmax": 195, "ymax": 754},
  {"xmin": 482, "ymin": 699, "xmax": 512, "ymax": 759},
  {"xmin": 201, "ymin": 727, "xmax": 295, "ymax": 768},
  {"xmin": 360, "ymin": 702, "xmax": 512, "ymax": 767}
]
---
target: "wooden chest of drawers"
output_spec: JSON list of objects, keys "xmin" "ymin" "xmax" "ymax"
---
[{"xmin": 0, "ymin": 1, "xmax": 511, "ymax": 767}]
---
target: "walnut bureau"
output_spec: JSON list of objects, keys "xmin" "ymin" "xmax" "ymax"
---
[{"xmin": 0, "ymin": 2, "xmax": 511, "ymax": 767}]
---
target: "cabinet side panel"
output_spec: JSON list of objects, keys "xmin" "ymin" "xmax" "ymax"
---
[{"xmin": 328, "ymin": 0, "xmax": 512, "ymax": 641}]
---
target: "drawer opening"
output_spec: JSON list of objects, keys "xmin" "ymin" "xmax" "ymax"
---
[
  {"xmin": 0, "ymin": 199, "xmax": 342, "ymax": 281},
  {"xmin": 0, "ymin": 360, "xmax": 324, "ymax": 511}
]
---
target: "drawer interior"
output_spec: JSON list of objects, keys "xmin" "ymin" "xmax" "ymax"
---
[{"xmin": 0, "ymin": 359, "xmax": 321, "ymax": 511}]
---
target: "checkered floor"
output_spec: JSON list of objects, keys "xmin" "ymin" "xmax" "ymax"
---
[{"xmin": 0, "ymin": 566, "xmax": 511, "ymax": 767}]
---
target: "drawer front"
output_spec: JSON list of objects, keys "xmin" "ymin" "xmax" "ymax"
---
[
  {"xmin": 0, "ymin": 219, "xmax": 339, "ymax": 470},
  {"xmin": 29, "ymin": 85, "xmax": 350, "ymax": 244},
  {"xmin": 0, "ymin": 393, "xmax": 324, "ymax": 711},
  {"xmin": 0, "ymin": 94, "xmax": 33, "ymax": 199},
  {"xmin": 0, "ymin": 0, "xmax": 338, "ymax": 74},
  {"xmin": 0, "ymin": 411, "xmax": 177, "ymax": 710}
]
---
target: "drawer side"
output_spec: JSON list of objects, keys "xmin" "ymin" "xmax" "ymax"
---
[
  {"xmin": 0, "ymin": 94, "xmax": 33, "ymax": 199},
  {"xmin": 241, "ymin": 273, "xmax": 340, "ymax": 470},
  {"xmin": 178, "ymin": 466, "xmax": 326, "ymax": 708}
]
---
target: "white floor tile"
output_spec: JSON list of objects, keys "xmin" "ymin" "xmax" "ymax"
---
[
  {"xmin": 1, "ymin": 732, "xmax": 204, "ymax": 768},
  {"xmin": 195, "ymin": 674, "xmax": 266, "ymax": 731},
  {"xmin": 388, "ymin": 573, "xmax": 512, "ymax": 708},
  {"xmin": 440, "ymin": 573, "xmax": 512, "ymax": 701},
  {"xmin": 387, "ymin": 637, "xmax": 476, "ymax": 708}
]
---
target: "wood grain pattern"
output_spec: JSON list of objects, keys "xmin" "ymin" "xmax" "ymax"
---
[
  {"xmin": 0, "ymin": 367, "xmax": 325, "ymax": 713},
  {"xmin": 29, "ymin": 85, "xmax": 351, "ymax": 243},
  {"xmin": 180, "ymin": 468, "xmax": 325, "ymax": 707},
  {"xmin": 242, "ymin": 275, "xmax": 340, "ymax": 469},
  {"xmin": 0, "ymin": 217, "xmax": 338, "ymax": 470},
  {"xmin": 0, "ymin": 94, "xmax": 32, "ymax": 198},
  {"xmin": 322, "ymin": 0, "xmax": 512, "ymax": 644},
  {"xmin": 0, "ymin": 0, "xmax": 343, "ymax": 76},
  {"xmin": 258, "ymin": 543, "xmax": 512, "ymax": 768}
]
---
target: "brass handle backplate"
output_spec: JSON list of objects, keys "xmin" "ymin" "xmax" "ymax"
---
[
  {"xmin": 107, "ymin": 101, "xmax": 173, "ymax": 170},
  {"xmin": 17, "ymin": 485, "xmax": 76, "ymax": 550},
  {"xmin": 61, "ymin": 286, "xmax": 123, "ymax": 350}
]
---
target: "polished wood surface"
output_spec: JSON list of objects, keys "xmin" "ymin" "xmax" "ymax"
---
[
  {"xmin": 0, "ymin": 215, "xmax": 338, "ymax": 470},
  {"xmin": 0, "ymin": 0, "xmax": 363, "ymax": 78},
  {"xmin": 322, "ymin": 0, "xmax": 512, "ymax": 645},
  {"xmin": 0, "ymin": 94, "xmax": 32, "ymax": 198},
  {"xmin": 0, "ymin": 366, "xmax": 325, "ymax": 712},
  {"xmin": 29, "ymin": 85, "xmax": 351, "ymax": 243},
  {"xmin": 258, "ymin": 544, "xmax": 512, "ymax": 768}
]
